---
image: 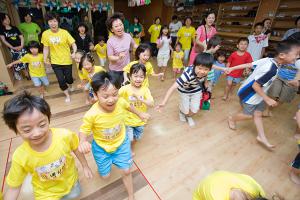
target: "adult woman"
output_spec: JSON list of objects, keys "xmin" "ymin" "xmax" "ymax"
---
[
  {"xmin": 177, "ymin": 17, "xmax": 196, "ymax": 65},
  {"xmin": 282, "ymin": 16, "xmax": 300, "ymax": 40},
  {"xmin": 18, "ymin": 12, "xmax": 41, "ymax": 45},
  {"xmin": 106, "ymin": 12, "xmax": 137, "ymax": 83},
  {"xmin": 261, "ymin": 18, "xmax": 272, "ymax": 38},
  {"xmin": 74, "ymin": 23, "xmax": 94, "ymax": 53},
  {"xmin": 189, "ymin": 12, "xmax": 217, "ymax": 65},
  {"xmin": 130, "ymin": 16, "xmax": 142, "ymax": 36},
  {"xmin": 41, "ymin": 12, "xmax": 77, "ymax": 103},
  {"xmin": 0, "ymin": 14, "xmax": 29, "ymax": 80},
  {"xmin": 148, "ymin": 17, "xmax": 161, "ymax": 56}
]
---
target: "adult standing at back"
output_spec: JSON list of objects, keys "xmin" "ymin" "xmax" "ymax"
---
[
  {"xmin": 148, "ymin": 17, "xmax": 161, "ymax": 56},
  {"xmin": 282, "ymin": 16, "xmax": 300, "ymax": 40},
  {"xmin": 107, "ymin": 12, "xmax": 137, "ymax": 83},
  {"xmin": 169, "ymin": 15, "xmax": 182, "ymax": 48},
  {"xmin": 41, "ymin": 12, "xmax": 77, "ymax": 103},
  {"xmin": 189, "ymin": 12, "xmax": 217, "ymax": 65},
  {"xmin": 18, "ymin": 12, "xmax": 41, "ymax": 46},
  {"xmin": 130, "ymin": 16, "xmax": 142, "ymax": 36},
  {"xmin": 83, "ymin": 15, "xmax": 94, "ymax": 40},
  {"xmin": 177, "ymin": 17, "xmax": 196, "ymax": 65}
]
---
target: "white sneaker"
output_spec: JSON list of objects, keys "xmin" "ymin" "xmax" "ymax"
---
[
  {"xmin": 179, "ymin": 111, "xmax": 186, "ymax": 122},
  {"xmin": 65, "ymin": 96, "xmax": 71, "ymax": 103},
  {"xmin": 186, "ymin": 116, "xmax": 195, "ymax": 127},
  {"xmin": 68, "ymin": 85, "xmax": 74, "ymax": 92}
]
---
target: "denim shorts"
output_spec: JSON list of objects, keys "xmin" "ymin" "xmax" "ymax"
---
[
  {"xmin": 91, "ymin": 136, "xmax": 133, "ymax": 176},
  {"xmin": 61, "ymin": 181, "xmax": 81, "ymax": 200},
  {"xmin": 31, "ymin": 76, "xmax": 49, "ymax": 87},
  {"xmin": 126, "ymin": 126, "xmax": 144, "ymax": 141},
  {"xmin": 241, "ymin": 101, "xmax": 266, "ymax": 115},
  {"xmin": 227, "ymin": 75, "xmax": 241, "ymax": 84}
]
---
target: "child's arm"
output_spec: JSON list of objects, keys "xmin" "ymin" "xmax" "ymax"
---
[
  {"xmin": 127, "ymin": 105, "xmax": 150, "ymax": 122},
  {"xmin": 78, "ymin": 132, "xmax": 91, "ymax": 154},
  {"xmin": 4, "ymin": 186, "xmax": 21, "ymax": 200},
  {"xmin": 132, "ymin": 93, "xmax": 154, "ymax": 107},
  {"xmin": 7, "ymin": 60, "xmax": 22, "ymax": 68},
  {"xmin": 225, "ymin": 63, "xmax": 252, "ymax": 74},
  {"xmin": 123, "ymin": 72, "xmax": 129, "ymax": 84},
  {"xmin": 43, "ymin": 46, "xmax": 51, "ymax": 65},
  {"xmin": 212, "ymin": 64, "xmax": 226, "ymax": 71},
  {"xmin": 71, "ymin": 43, "xmax": 77, "ymax": 59},
  {"xmin": 89, "ymin": 42, "xmax": 94, "ymax": 51},
  {"xmin": 156, "ymin": 39, "xmax": 162, "ymax": 49},
  {"xmin": 151, "ymin": 72, "xmax": 164, "ymax": 77},
  {"xmin": 252, "ymin": 81, "xmax": 278, "ymax": 107},
  {"xmin": 156, "ymin": 82, "xmax": 178, "ymax": 110},
  {"xmin": 73, "ymin": 149, "xmax": 93, "ymax": 179}
]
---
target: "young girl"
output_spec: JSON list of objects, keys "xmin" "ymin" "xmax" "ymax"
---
[
  {"xmin": 7, "ymin": 41, "xmax": 49, "ymax": 98},
  {"xmin": 74, "ymin": 50, "xmax": 85, "ymax": 86},
  {"xmin": 157, "ymin": 25, "xmax": 172, "ymax": 81},
  {"xmin": 78, "ymin": 71, "xmax": 150, "ymax": 200},
  {"xmin": 172, "ymin": 42, "xmax": 184, "ymax": 79},
  {"xmin": 94, "ymin": 36, "xmax": 107, "ymax": 67},
  {"xmin": 119, "ymin": 63, "xmax": 154, "ymax": 155},
  {"xmin": 79, "ymin": 53, "xmax": 105, "ymax": 104},
  {"xmin": 123, "ymin": 43, "xmax": 163, "ymax": 87},
  {"xmin": 212, "ymin": 51, "xmax": 226, "ymax": 86}
]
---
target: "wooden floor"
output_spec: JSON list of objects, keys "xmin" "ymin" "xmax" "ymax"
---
[{"xmin": 1, "ymin": 58, "xmax": 300, "ymax": 200}]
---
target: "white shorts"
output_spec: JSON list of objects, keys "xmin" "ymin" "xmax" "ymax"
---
[
  {"xmin": 157, "ymin": 54, "xmax": 170, "ymax": 67},
  {"xmin": 179, "ymin": 91, "xmax": 202, "ymax": 114},
  {"xmin": 99, "ymin": 58, "xmax": 106, "ymax": 67}
]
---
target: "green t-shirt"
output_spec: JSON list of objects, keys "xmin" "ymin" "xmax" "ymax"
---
[
  {"xmin": 124, "ymin": 19, "xmax": 130, "ymax": 33},
  {"xmin": 18, "ymin": 22, "xmax": 41, "ymax": 45},
  {"xmin": 130, "ymin": 23, "xmax": 142, "ymax": 34}
]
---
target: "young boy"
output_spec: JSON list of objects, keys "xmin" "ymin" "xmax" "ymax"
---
[
  {"xmin": 157, "ymin": 53, "xmax": 214, "ymax": 127},
  {"xmin": 94, "ymin": 36, "xmax": 107, "ymax": 67},
  {"xmin": 248, "ymin": 23, "xmax": 268, "ymax": 61},
  {"xmin": 78, "ymin": 71, "xmax": 150, "ymax": 200},
  {"xmin": 223, "ymin": 38, "xmax": 253, "ymax": 101},
  {"xmin": 2, "ymin": 91, "xmax": 92, "ymax": 200},
  {"xmin": 227, "ymin": 39, "xmax": 300, "ymax": 150}
]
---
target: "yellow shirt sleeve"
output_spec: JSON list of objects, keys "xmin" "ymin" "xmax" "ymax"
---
[
  {"xmin": 146, "ymin": 62, "xmax": 154, "ymax": 75},
  {"xmin": 80, "ymin": 113, "xmax": 94, "ymax": 136},
  {"xmin": 19, "ymin": 54, "xmax": 30, "ymax": 64},
  {"xmin": 148, "ymin": 25, "xmax": 153, "ymax": 34},
  {"xmin": 144, "ymin": 87, "xmax": 154, "ymax": 103},
  {"xmin": 6, "ymin": 152, "xmax": 28, "ymax": 187},
  {"xmin": 177, "ymin": 27, "xmax": 182, "ymax": 38},
  {"xmin": 41, "ymin": 31, "xmax": 49, "ymax": 46}
]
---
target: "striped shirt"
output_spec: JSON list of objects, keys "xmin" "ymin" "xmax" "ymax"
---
[
  {"xmin": 238, "ymin": 58, "xmax": 278, "ymax": 105},
  {"xmin": 176, "ymin": 66, "xmax": 206, "ymax": 94}
]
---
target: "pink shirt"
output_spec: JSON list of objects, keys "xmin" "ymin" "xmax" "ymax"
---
[
  {"xmin": 107, "ymin": 33, "xmax": 135, "ymax": 71},
  {"xmin": 196, "ymin": 25, "xmax": 217, "ymax": 43}
]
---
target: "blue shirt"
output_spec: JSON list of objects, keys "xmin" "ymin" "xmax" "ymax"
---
[{"xmin": 278, "ymin": 59, "xmax": 300, "ymax": 81}]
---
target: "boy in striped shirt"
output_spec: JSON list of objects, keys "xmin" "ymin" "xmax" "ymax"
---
[{"xmin": 157, "ymin": 53, "xmax": 214, "ymax": 127}]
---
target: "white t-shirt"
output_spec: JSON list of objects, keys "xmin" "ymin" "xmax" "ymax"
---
[
  {"xmin": 169, "ymin": 21, "xmax": 182, "ymax": 37},
  {"xmin": 157, "ymin": 36, "xmax": 171, "ymax": 57},
  {"xmin": 247, "ymin": 34, "xmax": 268, "ymax": 61}
]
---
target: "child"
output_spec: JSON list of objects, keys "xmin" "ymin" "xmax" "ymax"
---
[
  {"xmin": 74, "ymin": 50, "xmax": 85, "ymax": 87},
  {"xmin": 248, "ymin": 23, "xmax": 268, "ymax": 61},
  {"xmin": 132, "ymin": 31, "xmax": 141, "ymax": 55},
  {"xmin": 212, "ymin": 51, "xmax": 226, "ymax": 85},
  {"xmin": 223, "ymin": 37, "xmax": 253, "ymax": 101},
  {"xmin": 79, "ymin": 53, "xmax": 105, "ymax": 105},
  {"xmin": 157, "ymin": 25, "xmax": 172, "ymax": 81},
  {"xmin": 123, "ymin": 43, "xmax": 163, "ymax": 87},
  {"xmin": 119, "ymin": 63, "xmax": 154, "ymax": 154},
  {"xmin": 78, "ymin": 71, "xmax": 150, "ymax": 200},
  {"xmin": 227, "ymin": 39, "xmax": 300, "ymax": 150},
  {"xmin": 7, "ymin": 41, "xmax": 49, "ymax": 98},
  {"xmin": 157, "ymin": 53, "xmax": 214, "ymax": 127},
  {"xmin": 94, "ymin": 36, "xmax": 107, "ymax": 67},
  {"xmin": 172, "ymin": 42, "xmax": 184, "ymax": 79},
  {"xmin": 2, "ymin": 91, "xmax": 92, "ymax": 200}
]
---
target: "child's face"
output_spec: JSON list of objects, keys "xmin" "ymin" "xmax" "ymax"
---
[
  {"xmin": 279, "ymin": 47, "xmax": 300, "ymax": 64},
  {"xmin": 185, "ymin": 18, "xmax": 191, "ymax": 26},
  {"xmin": 99, "ymin": 40, "xmax": 105, "ymax": 46},
  {"xmin": 139, "ymin": 49, "xmax": 151, "ymax": 64},
  {"xmin": 254, "ymin": 25, "xmax": 263, "ymax": 35},
  {"xmin": 95, "ymin": 84, "xmax": 119, "ymax": 112},
  {"xmin": 237, "ymin": 41, "xmax": 248, "ymax": 52},
  {"xmin": 162, "ymin": 28, "xmax": 168, "ymax": 35},
  {"xmin": 131, "ymin": 70, "xmax": 145, "ymax": 88},
  {"xmin": 194, "ymin": 65, "xmax": 210, "ymax": 78},
  {"xmin": 30, "ymin": 47, "xmax": 39, "ymax": 55},
  {"xmin": 74, "ymin": 53, "xmax": 83, "ymax": 64},
  {"xmin": 16, "ymin": 108, "xmax": 50, "ymax": 147},
  {"xmin": 78, "ymin": 26, "xmax": 86, "ymax": 34},
  {"xmin": 217, "ymin": 55, "xmax": 225, "ymax": 63},
  {"xmin": 155, "ymin": 18, "xmax": 160, "ymax": 25},
  {"xmin": 175, "ymin": 45, "xmax": 181, "ymax": 52},
  {"xmin": 48, "ymin": 19, "xmax": 58, "ymax": 31},
  {"xmin": 82, "ymin": 59, "xmax": 94, "ymax": 73}
]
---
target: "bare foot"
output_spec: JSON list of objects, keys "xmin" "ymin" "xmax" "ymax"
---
[
  {"xmin": 256, "ymin": 136, "xmax": 275, "ymax": 151},
  {"xmin": 290, "ymin": 171, "xmax": 300, "ymax": 185},
  {"xmin": 222, "ymin": 96, "xmax": 227, "ymax": 101},
  {"xmin": 128, "ymin": 195, "xmax": 136, "ymax": 200},
  {"xmin": 294, "ymin": 134, "xmax": 300, "ymax": 140},
  {"xmin": 262, "ymin": 110, "xmax": 273, "ymax": 117},
  {"xmin": 227, "ymin": 116, "xmax": 236, "ymax": 130}
]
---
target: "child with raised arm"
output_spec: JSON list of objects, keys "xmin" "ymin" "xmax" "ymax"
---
[
  {"xmin": 157, "ymin": 53, "xmax": 214, "ymax": 127},
  {"xmin": 78, "ymin": 71, "xmax": 150, "ymax": 200},
  {"xmin": 227, "ymin": 40, "xmax": 300, "ymax": 150},
  {"xmin": 3, "ymin": 92, "xmax": 92, "ymax": 200}
]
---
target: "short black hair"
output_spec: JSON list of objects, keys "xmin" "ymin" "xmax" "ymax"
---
[
  {"xmin": 207, "ymin": 35, "xmax": 221, "ymax": 49},
  {"xmin": 45, "ymin": 12, "xmax": 60, "ymax": 23},
  {"xmin": 193, "ymin": 53, "xmax": 214, "ymax": 69},
  {"xmin": 295, "ymin": 16, "xmax": 300, "ymax": 25},
  {"xmin": 24, "ymin": 11, "xmax": 33, "ymax": 18},
  {"xmin": 215, "ymin": 50, "xmax": 226, "ymax": 59},
  {"xmin": 0, "ymin": 13, "xmax": 9, "ymax": 24},
  {"xmin": 275, "ymin": 39, "xmax": 300, "ymax": 56},
  {"xmin": 154, "ymin": 17, "xmax": 161, "ymax": 23},
  {"xmin": 79, "ymin": 53, "xmax": 94, "ymax": 71},
  {"xmin": 254, "ymin": 22, "xmax": 264, "ymax": 28},
  {"xmin": 172, "ymin": 15, "xmax": 178, "ymax": 20},
  {"xmin": 262, "ymin": 18, "xmax": 271, "ymax": 25},
  {"xmin": 237, "ymin": 37, "xmax": 249, "ymax": 44},
  {"xmin": 91, "ymin": 71, "xmax": 121, "ymax": 93},
  {"xmin": 185, "ymin": 17, "xmax": 192, "ymax": 24},
  {"xmin": 133, "ymin": 16, "xmax": 139, "ymax": 23},
  {"xmin": 2, "ymin": 91, "xmax": 51, "ymax": 134},
  {"xmin": 175, "ymin": 42, "xmax": 182, "ymax": 48},
  {"xmin": 77, "ymin": 22, "xmax": 88, "ymax": 33},
  {"xmin": 135, "ymin": 43, "xmax": 152, "ymax": 60},
  {"xmin": 129, "ymin": 63, "xmax": 146, "ymax": 77},
  {"xmin": 27, "ymin": 40, "xmax": 41, "ymax": 53},
  {"xmin": 98, "ymin": 35, "xmax": 105, "ymax": 42},
  {"xmin": 106, "ymin": 12, "xmax": 124, "ymax": 32}
]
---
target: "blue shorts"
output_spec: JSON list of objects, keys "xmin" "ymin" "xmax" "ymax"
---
[
  {"xmin": 61, "ymin": 181, "xmax": 81, "ymax": 200},
  {"xmin": 31, "ymin": 76, "xmax": 49, "ymax": 87},
  {"xmin": 126, "ymin": 126, "xmax": 144, "ymax": 141},
  {"xmin": 91, "ymin": 136, "xmax": 133, "ymax": 176},
  {"xmin": 227, "ymin": 76, "xmax": 241, "ymax": 84}
]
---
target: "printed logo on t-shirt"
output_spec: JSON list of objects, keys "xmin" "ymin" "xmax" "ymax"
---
[
  {"xmin": 31, "ymin": 61, "xmax": 41, "ymax": 68},
  {"xmin": 129, "ymin": 95, "xmax": 144, "ymax": 108},
  {"xmin": 35, "ymin": 156, "xmax": 66, "ymax": 181},
  {"xmin": 184, "ymin": 33, "xmax": 191, "ymax": 37},
  {"xmin": 102, "ymin": 124, "xmax": 121, "ymax": 140},
  {"xmin": 49, "ymin": 36, "xmax": 61, "ymax": 45},
  {"xmin": 4, "ymin": 32, "xmax": 18, "ymax": 40}
]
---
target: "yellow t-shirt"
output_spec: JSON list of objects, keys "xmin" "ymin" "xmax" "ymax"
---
[
  {"xmin": 6, "ymin": 128, "xmax": 79, "ymax": 200},
  {"xmin": 80, "ymin": 98, "xmax": 130, "ymax": 153},
  {"xmin": 94, "ymin": 43, "xmax": 107, "ymax": 59},
  {"xmin": 177, "ymin": 26, "xmax": 196, "ymax": 50},
  {"xmin": 19, "ymin": 53, "xmax": 46, "ymax": 77},
  {"xmin": 123, "ymin": 61, "xmax": 154, "ymax": 87},
  {"xmin": 133, "ymin": 37, "xmax": 141, "ymax": 46},
  {"xmin": 82, "ymin": 65, "xmax": 105, "ymax": 83},
  {"xmin": 193, "ymin": 171, "xmax": 266, "ymax": 200},
  {"xmin": 76, "ymin": 63, "xmax": 84, "ymax": 80},
  {"xmin": 172, "ymin": 51, "xmax": 184, "ymax": 69},
  {"xmin": 41, "ymin": 29, "xmax": 75, "ymax": 65},
  {"xmin": 119, "ymin": 84, "xmax": 153, "ymax": 127},
  {"xmin": 148, "ymin": 24, "xmax": 161, "ymax": 43}
]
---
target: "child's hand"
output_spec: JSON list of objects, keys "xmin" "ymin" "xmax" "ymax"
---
[
  {"xmin": 44, "ymin": 59, "xmax": 51, "ymax": 67},
  {"xmin": 140, "ymin": 112, "xmax": 150, "ymax": 122},
  {"xmin": 7, "ymin": 64, "xmax": 13, "ymax": 68},
  {"xmin": 155, "ymin": 103, "xmax": 165, "ymax": 112},
  {"xmin": 119, "ymin": 52, "xmax": 126, "ymax": 59},
  {"xmin": 265, "ymin": 97, "xmax": 278, "ymax": 107},
  {"xmin": 225, "ymin": 68, "xmax": 231, "ymax": 74},
  {"xmin": 78, "ymin": 141, "xmax": 91, "ymax": 154},
  {"xmin": 158, "ymin": 72, "xmax": 164, "ymax": 77},
  {"xmin": 71, "ymin": 52, "xmax": 76, "ymax": 59},
  {"xmin": 288, "ymin": 80, "xmax": 299, "ymax": 88},
  {"xmin": 82, "ymin": 166, "xmax": 93, "ymax": 179}
]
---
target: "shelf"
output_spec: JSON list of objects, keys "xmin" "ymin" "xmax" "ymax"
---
[
  {"xmin": 217, "ymin": 32, "xmax": 248, "ymax": 38},
  {"xmin": 220, "ymin": 1, "xmax": 259, "ymax": 7}
]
